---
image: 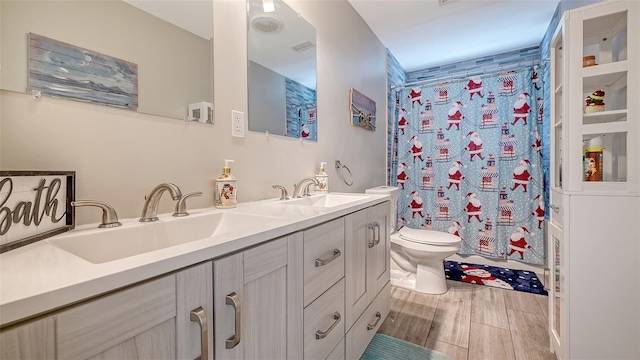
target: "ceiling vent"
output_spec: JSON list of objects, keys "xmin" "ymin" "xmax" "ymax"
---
[
  {"xmin": 250, "ymin": 14, "xmax": 283, "ymax": 33},
  {"xmin": 439, "ymin": 0, "xmax": 456, "ymax": 4},
  {"xmin": 291, "ymin": 40, "xmax": 315, "ymax": 52}
]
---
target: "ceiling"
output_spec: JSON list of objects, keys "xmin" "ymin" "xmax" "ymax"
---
[
  {"xmin": 124, "ymin": 0, "xmax": 213, "ymax": 40},
  {"xmin": 347, "ymin": 0, "xmax": 560, "ymax": 73}
]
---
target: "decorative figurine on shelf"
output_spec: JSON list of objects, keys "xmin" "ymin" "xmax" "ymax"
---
[
  {"xmin": 583, "ymin": 55, "xmax": 597, "ymax": 67},
  {"xmin": 585, "ymin": 90, "xmax": 605, "ymax": 113}
]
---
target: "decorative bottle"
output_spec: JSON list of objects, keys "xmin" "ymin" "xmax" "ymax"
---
[
  {"xmin": 215, "ymin": 159, "xmax": 237, "ymax": 208},
  {"xmin": 315, "ymin": 162, "xmax": 328, "ymax": 193}
]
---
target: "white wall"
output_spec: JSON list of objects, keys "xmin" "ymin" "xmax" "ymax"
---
[{"xmin": 0, "ymin": 0, "xmax": 388, "ymax": 225}]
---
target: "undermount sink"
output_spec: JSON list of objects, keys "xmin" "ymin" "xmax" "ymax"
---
[
  {"xmin": 48, "ymin": 212, "xmax": 280, "ymax": 264},
  {"xmin": 284, "ymin": 193, "xmax": 368, "ymax": 208}
]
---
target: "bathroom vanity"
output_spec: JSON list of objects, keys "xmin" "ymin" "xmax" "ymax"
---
[{"xmin": 0, "ymin": 193, "xmax": 390, "ymax": 360}]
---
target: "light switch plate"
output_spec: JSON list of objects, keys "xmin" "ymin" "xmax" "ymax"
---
[{"xmin": 231, "ymin": 110, "xmax": 245, "ymax": 137}]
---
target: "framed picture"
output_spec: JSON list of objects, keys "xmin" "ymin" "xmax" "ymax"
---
[
  {"xmin": 28, "ymin": 33, "xmax": 138, "ymax": 110},
  {"xmin": 0, "ymin": 171, "xmax": 75, "ymax": 253},
  {"xmin": 350, "ymin": 88, "xmax": 376, "ymax": 131}
]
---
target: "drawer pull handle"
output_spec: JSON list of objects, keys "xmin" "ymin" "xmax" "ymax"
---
[
  {"xmin": 367, "ymin": 311, "xmax": 382, "ymax": 330},
  {"xmin": 190, "ymin": 307, "xmax": 209, "ymax": 360},
  {"xmin": 316, "ymin": 311, "xmax": 341, "ymax": 339},
  {"xmin": 550, "ymin": 204, "xmax": 560, "ymax": 213},
  {"xmin": 316, "ymin": 249, "xmax": 341, "ymax": 267},
  {"xmin": 225, "ymin": 292, "xmax": 241, "ymax": 349},
  {"xmin": 367, "ymin": 222, "xmax": 377, "ymax": 248},
  {"xmin": 373, "ymin": 222, "xmax": 381, "ymax": 246}
]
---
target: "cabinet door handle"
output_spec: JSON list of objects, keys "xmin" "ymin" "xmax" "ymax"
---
[
  {"xmin": 190, "ymin": 307, "xmax": 209, "ymax": 360},
  {"xmin": 315, "ymin": 249, "xmax": 341, "ymax": 267},
  {"xmin": 550, "ymin": 204, "xmax": 560, "ymax": 213},
  {"xmin": 367, "ymin": 222, "xmax": 376, "ymax": 248},
  {"xmin": 367, "ymin": 311, "xmax": 382, "ymax": 330},
  {"xmin": 315, "ymin": 311, "xmax": 341, "ymax": 339},
  {"xmin": 373, "ymin": 222, "xmax": 381, "ymax": 246},
  {"xmin": 225, "ymin": 292, "xmax": 241, "ymax": 349}
]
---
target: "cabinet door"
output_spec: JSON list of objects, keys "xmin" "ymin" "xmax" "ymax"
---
[
  {"xmin": 214, "ymin": 234, "xmax": 303, "ymax": 360},
  {"xmin": 547, "ymin": 221, "xmax": 563, "ymax": 358},
  {"xmin": 367, "ymin": 202, "xmax": 390, "ymax": 303},
  {"xmin": 0, "ymin": 317, "xmax": 55, "ymax": 360},
  {"xmin": 243, "ymin": 237, "xmax": 289, "ymax": 360},
  {"xmin": 213, "ymin": 253, "xmax": 244, "ymax": 360},
  {"xmin": 177, "ymin": 262, "xmax": 214, "ymax": 360},
  {"xmin": 56, "ymin": 276, "xmax": 177, "ymax": 360},
  {"xmin": 345, "ymin": 208, "xmax": 370, "ymax": 330}
]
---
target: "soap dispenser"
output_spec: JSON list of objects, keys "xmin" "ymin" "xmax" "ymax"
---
[
  {"xmin": 315, "ymin": 162, "xmax": 328, "ymax": 193},
  {"xmin": 215, "ymin": 159, "xmax": 237, "ymax": 208}
]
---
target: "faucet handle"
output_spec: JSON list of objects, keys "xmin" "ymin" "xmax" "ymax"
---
[
  {"xmin": 303, "ymin": 182, "xmax": 315, "ymax": 197},
  {"xmin": 72, "ymin": 200, "xmax": 122, "ymax": 228},
  {"xmin": 272, "ymin": 185, "xmax": 290, "ymax": 200},
  {"xmin": 173, "ymin": 192, "xmax": 203, "ymax": 217}
]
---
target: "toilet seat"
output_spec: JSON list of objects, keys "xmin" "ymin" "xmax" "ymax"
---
[{"xmin": 397, "ymin": 228, "xmax": 461, "ymax": 246}]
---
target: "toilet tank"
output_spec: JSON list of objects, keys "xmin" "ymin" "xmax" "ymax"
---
[{"xmin": 365, "ymin": 186, "xmax": 399, "ymax": 233}]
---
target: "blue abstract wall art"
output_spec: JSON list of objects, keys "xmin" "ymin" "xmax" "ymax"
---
[{"xmin": 28, "ymin": 33, "xmax": 138, "ymax": 110}]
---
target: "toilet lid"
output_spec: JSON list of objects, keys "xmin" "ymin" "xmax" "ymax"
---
[{"xmin": 398, "ymin": 227, "xmax": 461, "ymax": 245}]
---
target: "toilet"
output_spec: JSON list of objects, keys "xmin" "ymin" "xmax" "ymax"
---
[{"xmin": 366, "ymin": 186, "xmax": 461, "ymax": 294}]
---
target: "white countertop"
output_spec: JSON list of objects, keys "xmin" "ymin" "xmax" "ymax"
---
[{"xmin": 0, "ymin": 193, "xmax": 388, "ymax": 326}]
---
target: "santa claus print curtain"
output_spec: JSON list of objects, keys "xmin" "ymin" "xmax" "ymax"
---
[{"xmin": 390, "ymin": 66, "xmax": 546, "ymax": 265}]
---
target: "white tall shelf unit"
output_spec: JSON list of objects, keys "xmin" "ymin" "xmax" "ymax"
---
[{"xmin": 548, "ymin": 1, "xmax": 640, "ymax": 359}]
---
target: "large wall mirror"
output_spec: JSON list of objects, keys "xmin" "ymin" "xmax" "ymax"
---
[
  {"xmin": 0, "ymin": 0, "xmax": 214, "ymax": 122},
  {"xmin": 247, "ymin": 0, "xmax": 317, "ymax": 141}
]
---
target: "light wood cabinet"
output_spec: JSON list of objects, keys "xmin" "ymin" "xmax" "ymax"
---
[
  {"xmin": 0, "ymin": 262, "xmax": 214, "ymax": 360},
  {"xmin": 549, "ymin": 1, "xmax": 640, "ymax": 359},
  {"xmin": 55, "ymin": 262, "xmax": 212, "ymax": 360},
  {"xmin": 1, "ymin": 200, "xmax": 390, "ymax": 360},
  {"xmin": 345, "ymin": 202, "xmax": 390, "ymax": 330},
  {"xmin": 0, "ymin": 316, "xmax": 55, "ymax": 360},
  {"xmin": 213, "ymin": 234, "xmax": 303, "ymax": 360}
]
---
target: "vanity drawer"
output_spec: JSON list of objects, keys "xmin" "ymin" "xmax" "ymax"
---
[
  {"xmin": 346, "ymin": 281, "xmax": 390, "ymax": 360},
  {"xmin": 304, "ymin": 278, "xmax": 345, "ymax": 360},
  {"xmin": 303, "ymin": 218, "xmax": 345, "ymax": 307}
]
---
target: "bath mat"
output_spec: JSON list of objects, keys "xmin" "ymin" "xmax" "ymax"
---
[
  {"xmin": 361, "ymin": 334, "xmax": 451, "ymax": 360},
  {"xmin": 444, "ymin": 260, "xmax": 548, "ymax": 295}
]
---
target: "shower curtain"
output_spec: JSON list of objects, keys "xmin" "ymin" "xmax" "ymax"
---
[{"xmin": 390, "ymin": 66, "xmax": 545, "ymax": 265}]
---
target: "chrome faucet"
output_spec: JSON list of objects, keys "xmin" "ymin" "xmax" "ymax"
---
[
  {"xmin": 292, "ymin": 177, "xmax": 319, "ymax": 198},
  {"xmin": 72, "ymin": 200, "xmax": 122, "ymax": 228},
  {"xmin": 140, "ymin": 183, "xmax": 182, "ymax": 222}
]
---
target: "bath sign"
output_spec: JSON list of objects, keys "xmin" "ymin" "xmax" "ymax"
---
[{"xmin": 0, "ymin": 171, "xmax": 75, "ymax": 253}]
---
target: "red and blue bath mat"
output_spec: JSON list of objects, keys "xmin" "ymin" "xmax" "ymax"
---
[{"xmin": 444, "ymin": 260, "xmax": 548, "ymax": 295}]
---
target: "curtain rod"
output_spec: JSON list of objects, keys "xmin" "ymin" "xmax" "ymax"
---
[{"xmin": 391, "ymin": 58, "xmax": 550, "ymax": 90}]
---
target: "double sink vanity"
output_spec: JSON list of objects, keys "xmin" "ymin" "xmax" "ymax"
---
[{"xmin": 0, "ymin": 191, "xmax": 391, "ymax": 360}]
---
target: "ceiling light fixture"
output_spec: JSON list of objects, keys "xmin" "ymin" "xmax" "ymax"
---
[{"xmin": 250, "ymin": 14, "xmax": 283, "ymax": 33}]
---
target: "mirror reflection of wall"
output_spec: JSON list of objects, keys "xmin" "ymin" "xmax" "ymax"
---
[
  {"xmin": 0, "ymin": 0, "xmax": 214, "ymax": 122},
  {"xmin": 247, "ymin": 0, "xmax": 317, "ymax": 141}
]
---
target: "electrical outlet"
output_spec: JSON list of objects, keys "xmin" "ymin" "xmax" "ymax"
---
[{"xmin": 231, "ymin": 110, "xmax": 245, "ymax": 137}]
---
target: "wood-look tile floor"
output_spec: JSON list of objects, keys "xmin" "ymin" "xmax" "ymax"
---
[{"xmin": 378, "ymin": 281, "xmax": 557, "ymax": 360}]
